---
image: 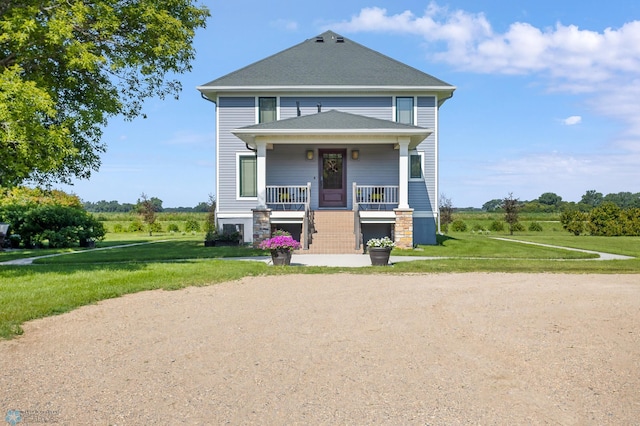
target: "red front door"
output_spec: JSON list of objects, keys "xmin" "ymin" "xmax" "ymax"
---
[{"xmin": 319, "ymin": 149, "xmax": 346, "ymax": 208}]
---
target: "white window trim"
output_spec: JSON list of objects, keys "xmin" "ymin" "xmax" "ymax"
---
[
  {"xmin": 236, "ymin": 152, "xmax": 258, "ymax": 201},
  {"xmin": 409, "ymin": 151, "xmax": 424, "ymax": 181},
  {"xmin": 255, "ymin": 96, "xmax": 279, "ymax": 124},
  {"xmin": 393, "ymin": 95, "xmax": 416, "ymax": 125}
]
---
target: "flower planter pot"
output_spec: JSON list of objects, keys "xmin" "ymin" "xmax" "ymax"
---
[
  {"xmin": 271, "ymin": 249, "xmax": 292, "ymax": 266},
  {"xmin": 368, "ymin": 247, "xmax": 392, "ymax": 266}
]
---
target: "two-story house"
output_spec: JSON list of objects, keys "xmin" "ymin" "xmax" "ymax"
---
[{"xmin": 197, "ymin": 30, "xmax": 455, "ymax": 253}]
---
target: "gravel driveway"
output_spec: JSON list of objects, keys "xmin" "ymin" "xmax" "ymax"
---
[{"xmin": 1, "ymin": 273, "xmax": 639, "ymax": 425}]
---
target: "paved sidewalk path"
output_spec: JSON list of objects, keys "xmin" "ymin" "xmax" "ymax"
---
[
  {"xmin": 0, "ymin": 240, "xmax": 170, "ymax": 266},
  {"xmin": 1, "ymin": 239, "xmax": 633, "ymax": 267},
  {"xmin": 492, "ymin": 237, "xmax": 634, "ymax": 260}
]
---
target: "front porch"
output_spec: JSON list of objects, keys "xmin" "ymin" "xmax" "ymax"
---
[{"xmin": 253, "ymin": 183, "xmax": 413, "ymax": 253}]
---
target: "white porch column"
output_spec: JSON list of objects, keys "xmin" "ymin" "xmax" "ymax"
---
[
  {"xmin": 256, "ymin": 140, "xmax": 267, "ymax": 208},
  {"xmin": 397, "ymin": 138, "xmax": 410, "ymax": 209}
]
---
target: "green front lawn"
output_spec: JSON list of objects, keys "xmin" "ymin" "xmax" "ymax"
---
[{"xmin": 1, "ymin": 232, "xmax": 638, "ymax": 340}]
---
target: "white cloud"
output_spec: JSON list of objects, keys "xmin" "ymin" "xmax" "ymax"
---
[
  {"xmin": 330, "ymin": 3, "xmax": 640, "ymax": 161},
  {"xmin": 270, "ymin": 19, "xmax": 298, "ymax": 31},
  {"xmin": 562, "ymin": 116, "xmax": 582, "ymax": 125}
]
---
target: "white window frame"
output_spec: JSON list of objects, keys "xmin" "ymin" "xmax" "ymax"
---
[
  {"xmin": 395, "ymin": 96, "xmax": 416, "ymax": 125},
  {"xmin": 256, "ymin": 96, "xmax": 278, "ymax": 124},
  {"xmin": 236, "ymin": 152, "xmax": 258, "ymax": 200},
  {"xmin": 409, "ymin": 151, "xmax": 424, "ymax": 181}
]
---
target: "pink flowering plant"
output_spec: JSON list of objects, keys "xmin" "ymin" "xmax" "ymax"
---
[{"xmin": 259, "ymin": 235, "xmax": 302, "ymax": 252}]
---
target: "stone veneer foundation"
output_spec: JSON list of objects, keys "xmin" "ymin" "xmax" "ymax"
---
[
  {"xmin": 252, "ymin": 208, "xmax": 271, "ymax": 248},
  {"xmin": 393, "ymin": 208, "xmax": 414, "ymax": 249}
]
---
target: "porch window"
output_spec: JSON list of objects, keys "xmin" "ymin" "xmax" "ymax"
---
[
  {"xmin": 259, "ymin": 97, "xmax": 276, "ymax": 123},
  {"xmin": 238, "ymin": 154, "xmax": 257, "ymax": 198},
  {"xmin": 410, "ymin": 152, "xmax": 423, "ymax": 179},
  {"xmin": 396, "ymin": 97, "xmax": 414, "ymax": 125}
]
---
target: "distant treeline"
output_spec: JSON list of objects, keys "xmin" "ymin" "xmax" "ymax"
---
[
  {"xmin": 83, "ymin": 199, "xmax": 211, "ymax": 213},
  {"xmin": 479, "ymin": 190, "xmax": 640, "ymax": 213}
]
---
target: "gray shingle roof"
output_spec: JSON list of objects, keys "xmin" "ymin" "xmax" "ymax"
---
[
  {"xmin": 239, "ymin": 110, "xmax": 425, "ymax": 131},
  {"xmin": 199, "ymin": 30, "xmax": 454, "ymax": 90},
  {"xmin": 232, "ymin": 110, "xmax": 433, "ymax": 149}
]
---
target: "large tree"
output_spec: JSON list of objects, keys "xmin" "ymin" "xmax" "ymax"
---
[{"xmin": 0, "ymin": 0, "xmax": 209, "ymax": 187}]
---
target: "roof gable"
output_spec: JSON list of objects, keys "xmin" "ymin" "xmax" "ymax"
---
[{"xmin": 199, "ymin": 30, "xmax": 454, "ymax": 90}]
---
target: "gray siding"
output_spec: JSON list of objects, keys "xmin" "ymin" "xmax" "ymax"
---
[
  {"xmin": 281, "ymin": 96, "xmax": 391, "ymax": 120},
  {"xmin": 216, "ymin": 94, "xmax": 439, "ymax": 249},
  {"xmin": 218, "ymin": 97, "xmax": 255, "ymax": 212},
  {"xmin": 414, "ymin": 96, "xmax": 437, "ymax": 214},
  {"xmin": 413, "ymin": 217, "xmax": 437, "ymax": 245}
]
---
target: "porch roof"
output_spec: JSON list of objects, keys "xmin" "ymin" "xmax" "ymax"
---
[{"xmin": 232, "ymin": 110, "xmax": 432, "ymax": 149}]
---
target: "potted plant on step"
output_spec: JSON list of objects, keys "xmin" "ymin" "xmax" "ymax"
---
[
  {"xmin": 259, "ymin": 231, "xmax": 301, "ymax": 266},
  {"xmin": 366, "ymin": 236, "xmax": 395, "ymax": 266}
]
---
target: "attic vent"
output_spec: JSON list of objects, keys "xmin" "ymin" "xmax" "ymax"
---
[
  {"xmin": 315, "ymin": 36, "xmax": 324, "ymax": 43},
  {"xmin": 336, "ymin": 36, "xmax": 344, "ymax": 43}
]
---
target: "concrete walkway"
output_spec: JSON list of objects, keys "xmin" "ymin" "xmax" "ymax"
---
[
  {"xmin": 491, "ymin": 237, "xmax": 634, "ymax": 261},
  {"xmin": 0, "ymin": 239, "xmax": 633, "ymax": 267}
]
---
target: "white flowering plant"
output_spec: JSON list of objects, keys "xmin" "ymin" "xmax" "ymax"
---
[{"xmin": 366, "ymin": 236, "xmax": 395, "ymax": 248}]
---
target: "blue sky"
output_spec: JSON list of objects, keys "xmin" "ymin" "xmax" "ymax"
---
[{"xmin": 58, "ymin": 0, "xmax": 640, "ymax": 208}]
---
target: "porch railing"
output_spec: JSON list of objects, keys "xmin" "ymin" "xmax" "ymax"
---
[
  {"xmin": 266, "ymin": 184, "xmax": 310, "ymax": 210},
  {"xmin": 266, "ymin": 183, "xmax": 312, "ymax": 249},
  {"xmin": 352, "ymin": 183, "xmax": 399, "ymax": 250},
  {"xmin": 353, "ymin": 184, "xmax": 399, "ymax": 210}
]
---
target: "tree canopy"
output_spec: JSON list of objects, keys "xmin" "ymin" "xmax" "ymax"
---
[{"xmin": 0, "ymin": 0, "xmax": 209, "ymax": 187}]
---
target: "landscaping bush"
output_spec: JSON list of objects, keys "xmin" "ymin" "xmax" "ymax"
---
[
  {"xmin": 560, "ymin": 209, "xmax": 587, "ymax": 236},
  {"xmin": 184, "ymin": 218, "xmax": 201, "ymax": 232},
  {"xmin": 451, "ymin": 220, "xmax": 467, "ymax": 232},
  {"xmin": 167, "ymin": 223, "xmax": 180, "ymax": 233},
  {"xmin": 528, "ymin": 221, "xmax": 543, "ymax": 232},
  {"xmin": 12, "ymin": 204, "xmax": 105, "ymax": 248},
  {"xmin": 128, "ymin": 220, "xmax": 145, "ymax": 232},
  {"xmin": 471, "ymin": 223, "xmax": 485, "ymax": 232},
  {"xmin": 489, "ymin": 220, "xmax": 504, "ymax": 232},
  {"xmin": 511, "ymin": 222, "xmax": 525, "ymax": 232},
  {"xmin": 150, "ymin": 222, "xmax": 163, "ymax": 234},
  {"xmin": 112, "ymin": 223, "xmax": 124, "ymax": 233},
  {"xmin": 588, "ymin": 202, "xmax": 622, "ymax": 236}
]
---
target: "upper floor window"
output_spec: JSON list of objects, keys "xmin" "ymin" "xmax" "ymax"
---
[
  {"xmin": 396, "ymin": 97, "xmax": 414, "ymax": 125},
  {"xmin": 259, "ymin": 97, "xmax": 276, "ymax": 123}
]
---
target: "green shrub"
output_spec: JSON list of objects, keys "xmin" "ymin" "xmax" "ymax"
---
[
  {"xmin": 511, "ymin": 222, "xmax": 525, "ymax": 232},
  {"xmin": 150, "ymin": 222, "xmax": 163, "ymax": 233},
  {"xmin": 184, "ymin": 219, "xmax": 200, "ymax": 232},
  {"xmin": 7, "ymin": 204, "xmax": 105, "ymax": 248},
  {"xmin": 112, "ymin": 223, "xmax": 124, "ymax": 233},
  {"xmin": 128, "ymin": 220, "xmax": 145, "ymax": 232},
  {"xmin": 471, "ymin": 223, "xmax": 485, "ymax": 232},
  {"xmin": 167, "ymin": 223, "xmax": 180, "ymax": 232},
  {"xmin": 451, "ymin": 220, "xmax": 467, "ymax": 232},
  {"xmin": 489, "ymin": 220, "xmax": 504, "ymax": 232},
  {"xmin": 560, "ymin": 209, "xmax": 587, "ymax": 235},
  {"xmin": 528, "ymin": 221, "xmax": 543, "ymax": 232},
  {"xmin": 588, "ymin": 202, "xmax": 622, "ymax": 236},
  {"xmin": 621, "ymin": 208, "xmax": 640, "ymax": 236}
]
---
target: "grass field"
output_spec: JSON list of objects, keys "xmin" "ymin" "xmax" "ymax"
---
[{"xmin": 1, "ymin": 219, "xmax": 639, "ymax": 340}]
